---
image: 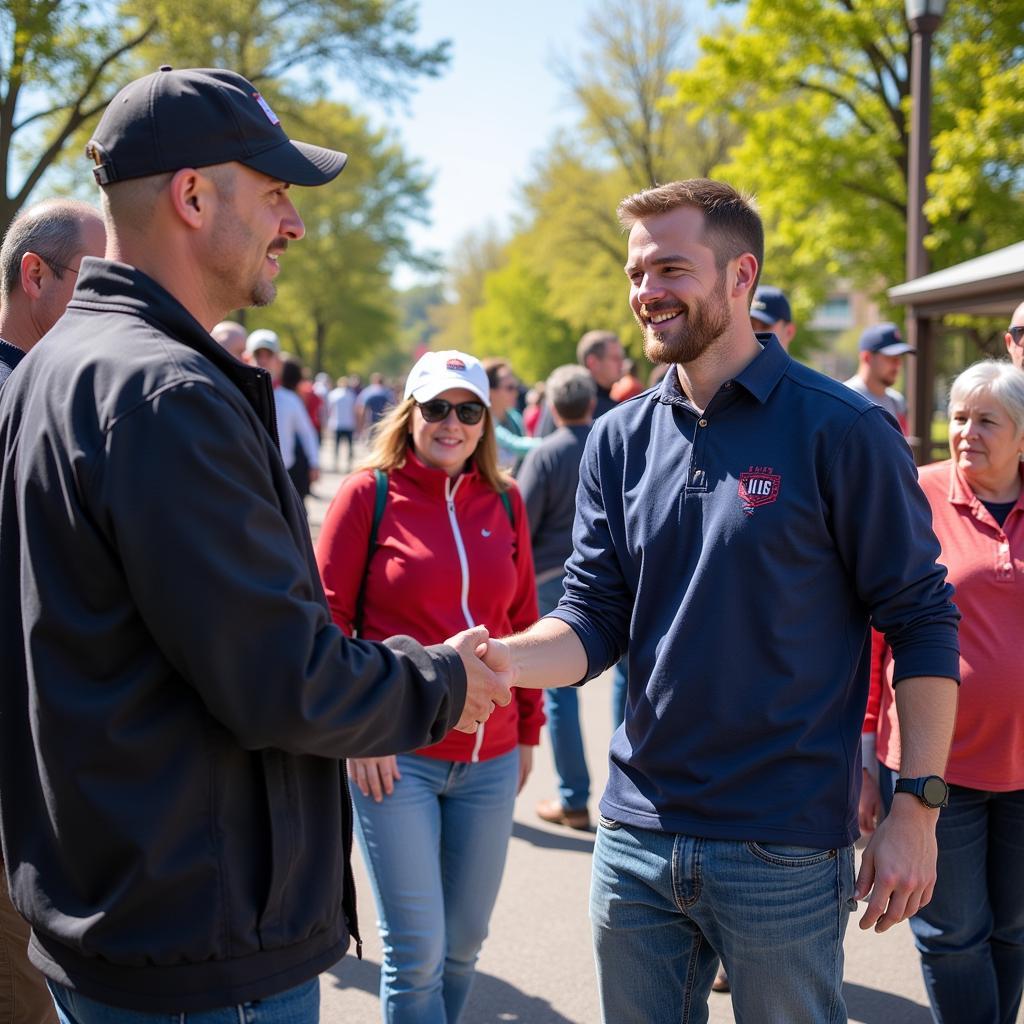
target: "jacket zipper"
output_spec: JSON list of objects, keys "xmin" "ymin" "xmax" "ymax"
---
[{"xmin": 445, "ymin": 476, "xmax": 485, "ymax": 762}]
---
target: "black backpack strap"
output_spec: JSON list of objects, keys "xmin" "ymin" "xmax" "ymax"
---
[{"xmin": 353, "ymin": 469, "xmax": 388, "ymax": 638}]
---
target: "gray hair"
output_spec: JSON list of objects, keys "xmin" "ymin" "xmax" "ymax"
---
[
  {"xmin": 949, "ymin": 359, "xmax": 1024, "ymax": 433},
  {"xmin": 547, "ymin": 364, "xmax": 597, "ymax": 422},
  {"xmin": 0, "ymin": 199, "xmax": 100, "ymax": 302}
]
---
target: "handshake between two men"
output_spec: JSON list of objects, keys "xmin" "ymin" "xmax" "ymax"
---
[{"xmin": 443, "ymin": 625, "xmax": 521, "ymax": 734}]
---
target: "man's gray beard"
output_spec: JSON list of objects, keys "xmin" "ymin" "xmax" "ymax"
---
[
  {"xmin": 638, "ymin": 273, "xmax": 732, "ymax": 365},
  {"xmin": 250, "ymin": 281, "xmax": 276, "ymax": 307}
]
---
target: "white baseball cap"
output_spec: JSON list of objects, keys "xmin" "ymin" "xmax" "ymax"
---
[
  {"xmin": 246, "ymin": 329, "xmax": 280, "ymax": 355},
  {"xmin": 404, "ymin": 350, "xmax": 490, "ymax": 407}
]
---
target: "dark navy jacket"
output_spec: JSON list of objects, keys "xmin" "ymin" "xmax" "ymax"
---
[
  {"xmin": 549, "ymin": 336, "xmax": 960, "ymax": 848},
  {"xmin": 0, "ymin": 260, "xmax": 466, "ymax": 1011}
]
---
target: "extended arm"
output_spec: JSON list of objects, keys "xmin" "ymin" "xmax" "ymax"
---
[{"xmin": 854, "ymin": 675, "xmax": 957, "ymax": 931}]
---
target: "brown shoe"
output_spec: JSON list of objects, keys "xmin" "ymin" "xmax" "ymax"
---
[
  {"xmin": 712, "ymin": 966, "xmax": 730, "ymax": 993},
  {"xmin": 535, "ymin": 797, "xmax": 590, "ymax": 830}
]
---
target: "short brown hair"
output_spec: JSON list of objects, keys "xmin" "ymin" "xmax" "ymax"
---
[
  {"xmin": 355, "ymin": 397, "xmax": 512, "ymax": 493},
  {"xmin": 617, "ymin": 178, "xmax": 764, "ymax": 293}
]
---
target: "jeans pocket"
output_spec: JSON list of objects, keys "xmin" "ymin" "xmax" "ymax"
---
[
  {"xmin": 598, "ymin": 815, "xmax": 622, "ymax": 831},
  {"xmin": 745, "ymin": 841, "xmax": 837, "ymax": 867}
]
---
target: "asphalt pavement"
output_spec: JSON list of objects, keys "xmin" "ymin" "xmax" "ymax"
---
[{"xmin": 306, "ymin": 452, "xmax": 1020, "ymax": 1024}]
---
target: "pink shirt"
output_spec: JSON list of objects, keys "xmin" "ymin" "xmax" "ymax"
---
[{"xmin": 877, "ymin": 460, "xmax": 1024, "ymax": 790}]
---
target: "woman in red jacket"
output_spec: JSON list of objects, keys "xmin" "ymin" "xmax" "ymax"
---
[{"xmin": 316, "ymin": 350, "xmax": 542, "ymax": 1023}]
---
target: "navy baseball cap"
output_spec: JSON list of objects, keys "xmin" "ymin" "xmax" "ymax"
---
[
  {"xmin": 750, "ymin": 286, "xmax": 792, "ymax": 326},
  {"xmin": 858, "ymin": 322, "xmax": 915, "ymax": 356},
  {"xmin": 86, "ymin": 67, "xmax": 347, "ymax": 188}
]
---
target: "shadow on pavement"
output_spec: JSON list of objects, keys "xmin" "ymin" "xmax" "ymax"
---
[
  {"xmin": 511, "ymin": 821, "xmax": 595, "ymax": 853},
  {"xmin": 326, "ymin": 958, "xmax": 577, "ymax": 1023},
  {"xmin": 843, "ymin": 981, "xmax": 931, "ymax": 1023},
  {"xmin": 462, "ymin": 970, "xmax": 579, "ymax": 1023},
  {"xmin": 326, "ymin": 953, "xmax": 379, "ymax": 995}
]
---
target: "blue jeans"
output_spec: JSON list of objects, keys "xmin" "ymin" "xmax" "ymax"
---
[
  {"xmin": 880, "ymin": 767, "xmax": 1024, "ymax": 1024},
  {"xmin": 46, "ymin": 979, "xmax": 318, "ymax": 1024},
  {"xmin": 590, "ymin": 819, "xmax": 855, "ymax": 1023},
  {"xmin": 352, "ymin": 749, "xmax": 519, "ymax": 1023},
  {"xmin": 537, "ymin": 575, "xmax": 625, "ymax": 811}
]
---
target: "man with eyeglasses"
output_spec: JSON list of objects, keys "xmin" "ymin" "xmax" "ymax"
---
[
  {"xmin": 1004, "ymin": 302, "xmax": 1024, "ymax": 370},
  {"xmin": 0, "ymin": 197, "xmax": 102, "ymax": 1024},
  {"xmin": 0, "ymin": 199, "xmax": 105, "ymax": 390}
]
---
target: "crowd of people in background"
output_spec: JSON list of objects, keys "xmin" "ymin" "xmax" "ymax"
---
[{"xmin": 1, "ymin": 63, "xmax": 1023, "ymax": 1024}]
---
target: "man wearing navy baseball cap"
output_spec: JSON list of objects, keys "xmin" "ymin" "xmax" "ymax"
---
[
  {"xmin": 843, "ymin": 321, "xmax": 915, "ymax": 434},
  {"xmin": 749, "ymin": 284, "xmax": 796, "ymax": 351},
  {"xmin": 0, "ymin": 67, "xmax": 515, "ymax": 1024}
]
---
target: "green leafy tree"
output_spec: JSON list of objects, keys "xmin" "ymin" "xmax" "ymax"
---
[
  {"xmin": 0, "ymin": 0, "xmax": 447, "ymax": 231},
  {"xmin": 0, "ymin": 0, "xmax": 153, "ymax": 231},
  {"xmin": 470, "ymin": 249, "xmax": 576, "ymax": 382},
  {"xmin": 125, "ymin": 0, "xmax": 448, "ymax": 102},
  {"xmin": 429, "ymin": 225, "xmax": 505, "ymax": 352},
  {"xmin": 465, "ymin": 0, "xmax": 741, "ymax": 370},
  {"xmin": 670, "ymin": 0, "xmax": 1024, "ymax": 313}
]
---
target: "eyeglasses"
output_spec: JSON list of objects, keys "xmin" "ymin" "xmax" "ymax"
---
[
  {"xmin": 416, "ymin": 399, "xmax": 486, "ymax": 425},
  {"xmin": 42, "ymin": 258, "xmax": 80, "ymax": 277},
  {"xmin": 1009, "ymin": 325, "xmax": 1024, "ymax": 345}
]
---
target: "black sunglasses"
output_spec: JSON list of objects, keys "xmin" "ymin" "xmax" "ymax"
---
[
  {"xmin": 1009, "ymin": 325, "xmax": 1024, "ymax": 345},
  {"xmin": 416, "ymin": 399, "xmax": 486, "ymax": 425}
]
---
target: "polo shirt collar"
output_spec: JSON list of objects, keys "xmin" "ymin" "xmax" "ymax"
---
[
  {"xmin": 948, "ymin": 460, "xmax": 1024, "ymax": 510},
  {"xmin": 654, "ymin": 332, "xmax": 790, "ymax": 406}
]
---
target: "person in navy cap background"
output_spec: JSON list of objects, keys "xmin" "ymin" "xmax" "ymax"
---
[
  {"xmin": 844, "ymin": 321, "xmax": 915, "ymax": 435},
  {"xmin": 749, "ymin": 284, "xmax": 795, "ymax": 350}
]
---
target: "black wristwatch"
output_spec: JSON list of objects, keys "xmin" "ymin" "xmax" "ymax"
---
[{"xmin": 894, "ymin": 775, "xmax": 949, "ymax": 809}]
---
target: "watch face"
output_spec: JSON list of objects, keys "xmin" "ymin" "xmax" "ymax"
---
[{"xmin": 922, "ymin": 776, "xmax": 948, "ymax": 807}]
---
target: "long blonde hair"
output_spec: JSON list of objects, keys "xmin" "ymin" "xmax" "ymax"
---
[{"xmin": 355, "ymin": 396, "xmax": 513, "ymax": 493}]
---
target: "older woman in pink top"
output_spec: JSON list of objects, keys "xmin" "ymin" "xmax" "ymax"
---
[{"xmin": 862, "ymin": 360, "xmax": 1024, "ymax": 1024}]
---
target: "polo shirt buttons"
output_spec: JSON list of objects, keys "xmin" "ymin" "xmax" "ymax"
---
[{"xmin": 698, "ymin": 418, "xmax": 708, "ymax": 427}]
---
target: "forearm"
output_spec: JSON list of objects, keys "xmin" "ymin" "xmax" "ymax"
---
[
  {"xmin": 892, "ymin": 675, "xmax": 958, "ymax": 778},
  {"xmin": 504, "ymin": 617, "xmax": 588, "ymax": 689}
]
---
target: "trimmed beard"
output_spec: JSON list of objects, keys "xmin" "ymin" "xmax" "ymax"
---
[{"xmin": 638, "ymin": 267, "xmax": 731, "ymax": 365}]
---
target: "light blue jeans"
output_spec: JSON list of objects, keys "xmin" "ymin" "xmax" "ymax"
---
[
  {"xmin": 537, "ymin": 575, "xmax": 626, "ymax": 811},
  {"xmin": 46, "ymin": 979, "xmax": 318, "ymax": 1024},
  {"xmin": 352, "ymin": 749, "xmax": 519, "ymax": 1023},
  {"xmin": 590, "ymin": 818, "xmax": 855, "ymax": 1023}
]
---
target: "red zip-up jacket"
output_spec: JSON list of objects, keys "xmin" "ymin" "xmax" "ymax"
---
[{"xmin": 317, "ymin": 451, "xmax": 543, "ymax": 762}]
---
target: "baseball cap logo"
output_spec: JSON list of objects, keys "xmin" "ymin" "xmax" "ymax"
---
[
  {"xmin": 252, "ymin": 92, "xmax": 280, "ymax": 126},
  {"xmin": 446, "ymin": 358, "xmax": 466, "ymax": 371}
]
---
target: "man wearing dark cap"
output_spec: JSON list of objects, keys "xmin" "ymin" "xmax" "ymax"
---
[
  {"xmin": 0, "ymin": 67, "xmax": 512, "ymax": 1024},
  {"xmin": 844, "ymin": 321, "xmax": 915, "ymax": 434},
  {"xmin": 748, "ymin": 284, "xmax": 796, "ymax": 351}
]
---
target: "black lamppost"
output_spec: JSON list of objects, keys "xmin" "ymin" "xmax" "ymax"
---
[{"xmin": 904, "ymin": 0, "xmax": 947, "ymax": 463}]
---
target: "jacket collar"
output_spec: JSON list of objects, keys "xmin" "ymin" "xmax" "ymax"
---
[
  {"xmin": 69, "ymin": 257, "xmax": 277, "ymax": 431},
  {"xmin": 402, "ymin": 447, "xmax": 481, "ymax": 498}
]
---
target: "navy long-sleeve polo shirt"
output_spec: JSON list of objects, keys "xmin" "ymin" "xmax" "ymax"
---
[{"xmin": 548, "ymin": 336, "xmax": 960, "ymax": 847}]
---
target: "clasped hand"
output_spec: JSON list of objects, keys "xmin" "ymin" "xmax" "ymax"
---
[{"xmin": 443, "ymin": 627, "xmax": 517, "ymax": 734}]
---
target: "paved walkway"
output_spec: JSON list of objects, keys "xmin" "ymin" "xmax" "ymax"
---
[{"xmin": 306, "ymin": 453, "xmax": 1018, "ymax": 1024}]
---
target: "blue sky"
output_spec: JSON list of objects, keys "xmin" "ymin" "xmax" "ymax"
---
[{"xmin": 350, "ymin": 0, "xmax": 724, "ymax": 286}]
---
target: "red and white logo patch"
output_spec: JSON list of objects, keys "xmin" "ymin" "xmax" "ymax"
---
[
  {"xmin": 252, "ymin": 92, "xmax": 280, "ymax": 126},
  {"xmin": 738, "ymin": 466, "xmax": 781, "ymax": 515},
  {"xmin": 446, "ymin": 358, "xmax": 466, "ymax": 371}
]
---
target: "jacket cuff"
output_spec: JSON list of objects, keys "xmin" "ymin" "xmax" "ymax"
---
[
  {"xmin": 424, "ymin": 642, "xmax": 467, "ymax": 730},
  {"xmin": 890, "ymin": 630, "xmax": 961, "ymax": 686}
]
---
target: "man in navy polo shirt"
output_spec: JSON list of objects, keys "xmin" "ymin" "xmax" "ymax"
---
[{"xmin": 493, "ymin": 178, "xmax": 960, "ymax": 1022}]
